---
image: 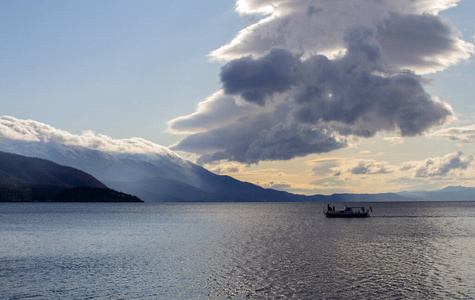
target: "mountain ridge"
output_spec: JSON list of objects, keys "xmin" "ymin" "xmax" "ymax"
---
[{"xmin": 1, "ymin": 139, "xmax": 472, "ymax": 202}]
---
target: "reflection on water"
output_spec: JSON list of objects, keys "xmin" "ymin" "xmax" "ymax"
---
[{"xmin": 0, "ymin": 201, "xmax": 473, "ymax": 299}]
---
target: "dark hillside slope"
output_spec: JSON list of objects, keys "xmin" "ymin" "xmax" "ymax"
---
[
  {"xmin": 0, "ymin": 151, "xmax": 141, "ymax": 202},
  {"xmin": 0, "ymin": 151, "xmax": 106, "ymax": 188}
]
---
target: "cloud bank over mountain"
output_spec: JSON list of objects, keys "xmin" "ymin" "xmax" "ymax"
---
[
  {"xmin": 0, "ymin": 116, "xmax": 471, "ymax": 197},
  {"xmin": 0, "ymin": 116, "xmax": 178, "ymax": 157},
  {"xmin": 0, "ymin": 116, "xmax": 297, "ymax": 202},
  {"xmin": 169, "ymin": 0, "xmax": 472, "ymax": 164}
]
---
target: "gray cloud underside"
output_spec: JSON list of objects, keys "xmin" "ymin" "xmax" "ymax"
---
[
  {"xmin": 350, "ymin": 161, "xmax": 391, "ymax": 175},
  {"xmin": 172, "ymin": 28, "xmax": 453, "ymax": 164},
  {"xmin": 174, "ymin": 108, "xmax": 348, "ymax": 164}
]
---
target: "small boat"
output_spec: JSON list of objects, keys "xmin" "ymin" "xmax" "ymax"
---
[{"xmin": 325, "ymin": 205, "xmax": 371, "ymax": 218}]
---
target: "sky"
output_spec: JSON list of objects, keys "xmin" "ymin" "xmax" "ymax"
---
[{"xmin": 1, "ymin": 0, "xmax": 474, "ymax": 194}]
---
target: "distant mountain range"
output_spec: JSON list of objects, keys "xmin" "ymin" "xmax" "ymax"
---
[
  {"xmin": 0, "ymin": 139, "xmax": 473, "ymax": 202},
  {"xmin": 397, "ymin": 186, "xmax": 475, "ymax": 201},
  {"xmin": 0, "ymin": 151, "xmax": 142, "ymax": 202}
]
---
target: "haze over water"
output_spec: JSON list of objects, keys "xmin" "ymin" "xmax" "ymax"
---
[{"xmin": 1, "ymin": 201, "xmax": 474, "ymax": 299}]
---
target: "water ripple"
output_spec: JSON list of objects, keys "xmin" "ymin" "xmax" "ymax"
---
[{"xmin": 0, "ymin": 201, "xmax": 473, "ymax": 299}]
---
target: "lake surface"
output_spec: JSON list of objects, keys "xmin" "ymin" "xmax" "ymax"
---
[{"xmin": 1, "ymin": 201, "xmax": 474, "ymax": 299}]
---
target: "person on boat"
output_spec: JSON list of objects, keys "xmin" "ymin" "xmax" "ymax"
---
[{"xmin": 327, "ymin": 204, "xmax": 332, "ymax": 212}]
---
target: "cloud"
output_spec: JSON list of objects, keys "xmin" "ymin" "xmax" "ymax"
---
[
  {"xmin": 305, "ymin": 158, "xmax": 341, "ymax": 176},
  {"xmin": 261, "ymin": 181, "xmax": 292, "ymax": 190},
  {"xmin": 206, "ymin": 161, "xmax": 245, "ymax": 174},
  {"xmin": 211, "ymin": 0, "xmax": 473, "ymax": 74},
  {"xmin": 172, "ymin": 30, "xmax": 453, "ymax": 163},
  {"xmin": 330, "ymin": 159, "xmax": 392, "ymax": 176},
  {"xmin": 169, "ymin": 0, "xmax": 472, "ymax": 164},
  {"xmin": 0, "ymin": 116, "xmax": 178, "ymax": 156},
  {"xmin": 406, "ymin": 151, "xmax": 474, "ymax": 177},
  {"xmin": 167, "ymin": 91, "xmax": 254, "ymax": 134},
  {"xmin": 175, "ymin": 111, "xmax": 349, "ymax": 164},
  {"xmin": 349, "ymin": 160, "xmax": 392, "ymax": 175},
  {"xmin": 383, "ymin": 137, "xmax": 405, "ymax": 145},
  {"xmin": 332, "ymin": 152, "xmax": 474, "ymax": 181},
  {"xmin": 258, "ymin": 179, "xmax": 326, "ymax": 194},
  {"xmin": 376, "ymin": 12, "xmax": 474, "ymax": 73},
  {"xmin": 221, "ymin": 48, "xmax": 299, "ymax": 105},
  {"xmin": 429, "ymin": 124, "xmax": 475, "ymax": 145}
]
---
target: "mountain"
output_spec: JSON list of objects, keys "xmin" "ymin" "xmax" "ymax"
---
[
  {"xmin": 54, "ymin": 186, "xmax": 142, "ymax": 202},
  {"xmin": 0, "ymin": 150, "xmax": 106, "ymax": 188},
  {"xmin": 0, "ymin": 139, "xmax": 292, "ymax": 202},
  {"xmin": 397, "ymin": 186, "xmax": 475, "ymax": 201},
  {"xmin": 0, "ymin": 139, "xmax": 470, "ymax": 203},
  {"xmin": 287, "ymin": 192, "xmax": 412, "ymax": 202},
  {"xmin": 0, "ymin": 151, "xmax": 142, "ymax": 202}
]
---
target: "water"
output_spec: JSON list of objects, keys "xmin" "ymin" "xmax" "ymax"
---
[{"xmin": 0, "ymin": 202, "xmax": 473, "ymax": 299}]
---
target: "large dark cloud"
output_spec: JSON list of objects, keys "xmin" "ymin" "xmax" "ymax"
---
[
  {"xmin": 172, "ymin": 27, "xmax": 453, "ymax": 164},
  {"xmin": 221, "ymin": 48, "xmax": 299, "ymax": 105},
  {"xmin": 169, "ymin": 0, "xmax": 473, "ymax": 164}
]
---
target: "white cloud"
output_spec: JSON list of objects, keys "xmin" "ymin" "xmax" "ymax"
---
[
  {"xmin": 332, "ymin": 151, "xmax": 473, "ymax": 179},
  {"xmin": 167, "ymin": 90, "xmax": 255, "ymax": 134},
  {"xmin": 402, "ymin": 151, "xmax": 473, "ymax": 177},
  {"xmin": 0, "ymin": 116, "xmax": 178, "ymax": 156},
  {"xmin": 212, "ymin": 0, "xmax": 473, "ymax": 74}
]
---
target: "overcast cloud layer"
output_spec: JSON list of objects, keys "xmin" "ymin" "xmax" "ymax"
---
[{"xmin": 169, "ymin": 0, "xmax": 473, "ymax": 164}]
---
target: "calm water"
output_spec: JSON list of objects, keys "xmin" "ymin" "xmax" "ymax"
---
[{"xmin": 0, "ymin": 202, "xmax": 474, "ymax": 299}]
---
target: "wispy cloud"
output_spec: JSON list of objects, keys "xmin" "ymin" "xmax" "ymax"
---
[
  {"xmin": 206, "ymin": 161, "xmax": 246, "ymax": 174},
  {"xmin": 383, "ymin": 137, "xmax": 405, "ymax": 145},
  {"xmin": 429, "ymin": 124, "xmax": 475, "ymax": 145}
]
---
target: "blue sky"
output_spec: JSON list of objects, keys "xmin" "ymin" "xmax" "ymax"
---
[
  {"xmin": 1, "ymin": 0, "xmax": 474, "ymax": 194},
  {"xmin": 426, "ymin": 0, "xmax": 475, "ymax": 117},
  {"xmin": 1, "ymin": 0, "xmax": 243, "ymax": 142}
]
